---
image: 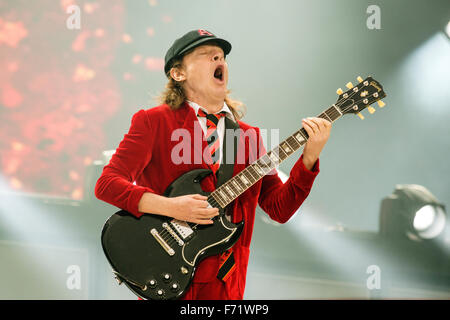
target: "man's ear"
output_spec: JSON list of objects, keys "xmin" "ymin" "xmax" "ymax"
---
[{"xmin": 170, "ymin": 67, "xmax": 186, "ymax": 82}]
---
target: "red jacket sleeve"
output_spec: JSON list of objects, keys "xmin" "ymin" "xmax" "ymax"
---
[
  {"xmin": 94, "ymin": 109, "xmax": 156, "ymax": 218},
  {"xmin": 257, "ymin": 129, "xmax": 320, "ymax": 224}
]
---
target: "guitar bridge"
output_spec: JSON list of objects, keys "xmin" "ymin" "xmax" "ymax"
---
[{"xmin": 162, "ymin": 222, "xmax": 184, "ymax": 246}]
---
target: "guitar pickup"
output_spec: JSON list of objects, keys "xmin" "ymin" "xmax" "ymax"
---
[{"xmin": 170, "ymin": 219, "xmax": 194, "ymax": 240}]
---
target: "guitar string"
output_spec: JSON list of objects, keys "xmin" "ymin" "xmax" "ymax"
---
[
  {"xmin": 160, "ymin": 229, "xmax": 173, "ymax": 243},
  {"xmin": 188, "ymin": 86, "xmax": 382, "ymax": 231},
  {"xmin": 192, "ymin": 86, "xmax": 382, "ymax": 230},
  {"xmin": 207, "ymin": 84, "xmax": 367, "ymax": 209},
  {"xmin": 161, "ymin": 227, "xmax": 180, "ymax": 247},
  {"xmin": 211, "ymin": 86, "xmax": 382, "ymax": 210},
  {"xmin": 218, "ymin": 87, "xmax": 382, "ymax": 209}
]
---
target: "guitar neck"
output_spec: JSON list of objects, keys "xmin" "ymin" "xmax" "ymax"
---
[{"xmin": 208, "ymin": 104, "xmax": 342, "ymax": 209}]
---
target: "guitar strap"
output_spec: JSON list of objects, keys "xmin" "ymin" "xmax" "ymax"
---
[{"xmin": 215, "ymin": 116, "xmax": 240, "ymax": 282}]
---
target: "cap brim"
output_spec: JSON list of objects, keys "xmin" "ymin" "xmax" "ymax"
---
[{"xmin": 178, "ymin": 37, "xmax": 232, "ymax": 57}]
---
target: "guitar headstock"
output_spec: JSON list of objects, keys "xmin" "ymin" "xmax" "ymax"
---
[{"xmin": 335, "ymin": 76, "xmax": 387, "ymax": 120}]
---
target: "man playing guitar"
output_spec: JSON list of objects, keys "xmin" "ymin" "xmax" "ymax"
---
[{"xmin": 95, "ymin": 29, "xmax": 331, "ymax": 299}]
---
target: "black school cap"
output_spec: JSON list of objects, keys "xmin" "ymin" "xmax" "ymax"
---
[{"xmin": 164, "ymin": 29, "xmax": 232, "ymax": 76}]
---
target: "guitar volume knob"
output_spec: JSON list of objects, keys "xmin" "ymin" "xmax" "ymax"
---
[
  {"xmin": 149, "ymin": 279, "xmax": 157, "ymax": 288},
  {"xmin": 156, "ymin": 289, "xmax": 164, "ymax": 296}
]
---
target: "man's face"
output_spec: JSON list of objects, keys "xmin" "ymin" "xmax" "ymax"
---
[{"xmin": 176, "ymin": 43, "xmax": 228, "ymax": 105}]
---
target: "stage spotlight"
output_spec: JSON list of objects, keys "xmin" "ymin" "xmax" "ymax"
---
[
  {"xmin": 379, "ymin": 184, "xmax": 446, "ymax": 242},
  {"xmin": 444, "ymin": 21, "xmax": 450, "ymax": 39}
]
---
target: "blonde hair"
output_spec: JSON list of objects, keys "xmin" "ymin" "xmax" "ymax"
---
[{"xmin": 155, "ymin": 54, "xmax": 246, "ymax": 121}]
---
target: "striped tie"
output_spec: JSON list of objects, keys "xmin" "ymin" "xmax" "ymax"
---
[
  {"xmin": 197, "ymin": 108, "xmax": 236, "ymax": 282},
  {"xmin": 197, "ymin": 109, "xmax": 227, "ymax": 174}
]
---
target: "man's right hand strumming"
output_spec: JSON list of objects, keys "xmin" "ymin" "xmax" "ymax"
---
[{"xmin": 138, "ymin": 192, "xmax": 219, "ymax": 225}]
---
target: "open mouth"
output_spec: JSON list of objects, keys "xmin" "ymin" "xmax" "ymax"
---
[{"xmin": 213, "ymin": 65, "xmax": 224, "ymax": 82}]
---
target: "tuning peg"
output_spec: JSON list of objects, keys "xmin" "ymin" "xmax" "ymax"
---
[
  {"xmin": 346, "ymin": 82, "xmax": 354, "ymax": 89},
  {"xmin": 356, "ymin": 112, "xmax": 365, "ymax": 120},
  {"xmin": 336, "ymin": 88, "xmax": 343, "ymax": 95},
  {"xmin": 367, "ymin": 106, "xmax": 376, "ymax": 114},
  {"xmin": 357, "ymin": 76, "xmax": 363, "ymax": 83},
  {"xmin": 377, "ymin": 100, "xmax": 385, "ymax": 108}
]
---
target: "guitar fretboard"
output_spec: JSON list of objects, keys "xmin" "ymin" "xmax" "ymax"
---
[{"xmin": 208, "ymin": 104, "xmax": 342, "ymax": 209}]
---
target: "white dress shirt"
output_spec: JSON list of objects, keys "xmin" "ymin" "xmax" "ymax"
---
[{"xmin": 187, "ymin": 100, "xmax": 236, "ymax": 165}]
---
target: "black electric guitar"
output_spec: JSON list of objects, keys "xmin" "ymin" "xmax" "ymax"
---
[{"xmin": 101, "ymin": 76, "xmax": 387, "ymax": 300}]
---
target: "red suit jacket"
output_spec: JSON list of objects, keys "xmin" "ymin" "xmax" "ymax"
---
[{"xmin": 95, "ymin": 101, "xmax": 319, "ymax": 299}]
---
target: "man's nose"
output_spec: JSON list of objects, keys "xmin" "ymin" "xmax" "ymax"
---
[{"xmin": 213, "ymin": 54, "xmax": 223, "ymax": 62}]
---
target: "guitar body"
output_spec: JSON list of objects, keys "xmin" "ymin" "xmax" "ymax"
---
[{"xmin": 101, "ymin": 168, "xmax": 244, "ymax": 300}]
